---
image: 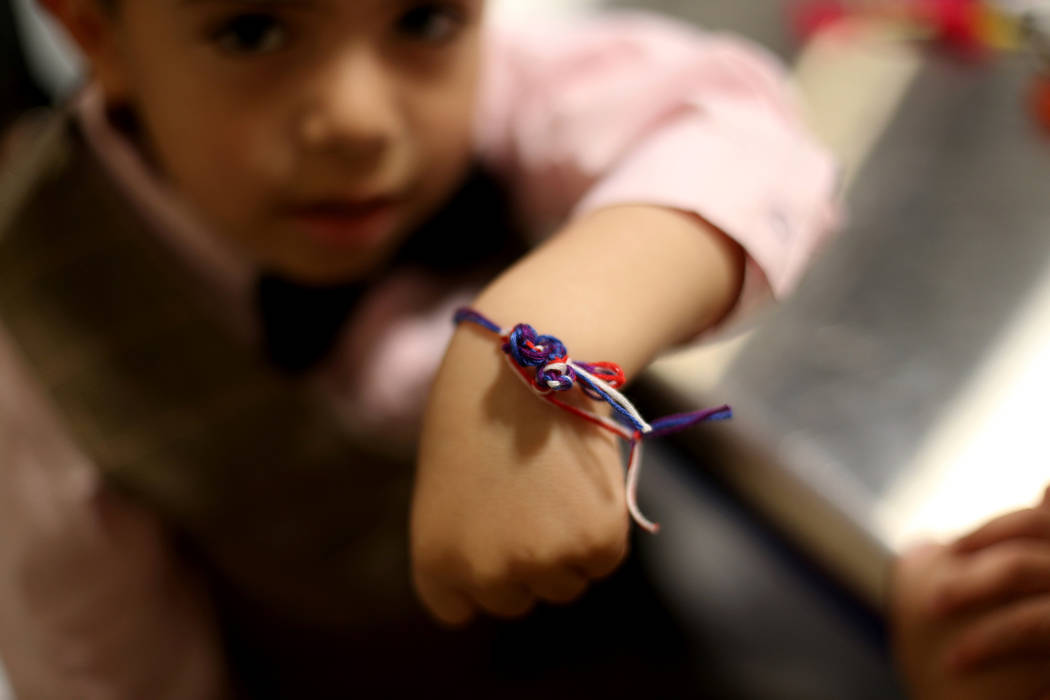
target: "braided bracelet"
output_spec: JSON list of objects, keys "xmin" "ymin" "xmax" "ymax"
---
[{"xmin": 454, "ymin": 308, "xmax": 732, "ymax": 533}]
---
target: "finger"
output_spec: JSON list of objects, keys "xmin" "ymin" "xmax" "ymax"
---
[
  {"xmin": 527, "ymin": 568, "xmax": 590, "ymax": 605},
  {"xmin": 950, "ymin": 596, "xmax": 1050, "ymax": 670},
  {"xmin": 891, "ymin": 541, "xmax": 963, "ymax": 628},
  {"xmin": 901, "ymin": 540, "xmax": 944, "ymax": 560},
  {"xmin": 953, "ymin": 509, "xmax": 1050, "ymax": 553},
  {"xmin": 574, "ymin": 534, "xmax": 630, "ymax": 580},
  {"xmin": 1041, "ymin": 484, "xmax": 1050, "ymax": 510},
  {"xmin": 935, "ymin": 543, "xmax": 1050, "ymax": 616},
  {"xmin": 471, "ymin": 582, "xmax": 536, "ymax": 619},
  {"xmin": 413, "ymin": 575, "xmax": 478, "ymax": 628},
  {"xmin": 893, "ymin": 540, "xmax": 947, "ymax": 588}
]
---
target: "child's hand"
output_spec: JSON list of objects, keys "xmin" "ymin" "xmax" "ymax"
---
[
  {"xmin": 892, "ymin": 488, "xmax": 1050, "ymax": 700},
  {"xmin": 409, "ymin": 328, "xmax": 630, "ymax": 626},
  {"xmin": 409, "ymin": 204, "xmax": 745, "ymax": 626}
]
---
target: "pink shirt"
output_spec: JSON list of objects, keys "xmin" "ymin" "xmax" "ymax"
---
[
  {"xmin": 0, "ymin": 13, "xmax": 837, "ymax": 698},
  {"xmin": 77, "ymin": 12, "xmax": 837, "ymax": 441}
]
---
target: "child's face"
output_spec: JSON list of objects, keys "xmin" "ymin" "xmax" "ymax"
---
[{"xmin": 76, "ymin": 0, "xmax": 485, "ymax": 283}]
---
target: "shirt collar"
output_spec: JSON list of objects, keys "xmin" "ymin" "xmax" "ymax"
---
[{"xmin": 73, "ymin": 84, "xmax": 258, "ymax": 342}]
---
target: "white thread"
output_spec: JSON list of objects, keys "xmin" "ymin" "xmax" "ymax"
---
[
  {"xmin": 502, "ymin": 354, "xmax": 634, "ymax": 440},
  {"xmin": 500, "ymin": 347, "xmax": 659, "ymax": 531},
  {"xmin": 542, "ymin": 361, "xmax": 572, "ymax": 389},
  {"xmin": 626, "ymin": 440, "xmax": 659, "ymax": 533},
  {"xmin": 569, "ymin": 362, "xmax": 653, "ymax": 434}
]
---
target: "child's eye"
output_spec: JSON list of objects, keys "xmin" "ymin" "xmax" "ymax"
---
[
  {"xmin": 213, "ymin": 13, "xmax": 289, "ymax": 55},
  {"xmin": 395, "ymin": 3, "xmax": 466, "ymax": 44}
]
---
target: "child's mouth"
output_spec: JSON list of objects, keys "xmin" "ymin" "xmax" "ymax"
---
[{"xmin": 285, "ymin": 197, "xmax": 399, "ymax": 249}]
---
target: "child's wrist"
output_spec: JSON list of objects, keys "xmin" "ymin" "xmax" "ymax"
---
[
  {"xmin": 446, "ymin": 306, "xmax": 732, "ymax": 533},
  {"xmin": 445, "ymin": 320, "xmax": 613, "ymax": 418},
  {"xmin": 470, "ymin": 204, "xmax": 745, "ymax": 375}
]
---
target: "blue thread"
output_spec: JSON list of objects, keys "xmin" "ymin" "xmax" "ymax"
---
[
  {"xmin": 501, "ymin": 323, "xmax": 580, "ymax": 392},
  {"xmin": 453, "ymin": 308, "xmax": 501, "ymax": 334},
  {"xmin": 536, "ymin": 362, "xmax": 576, "ymax": 391},
  {"xmin": 504, "ymin": 324, "xmax": 545, "ymax": 367},
  {"xmin": 453, "ymin": 307, "xmax": 735, "ymax": 534},
  {"xmin": 454, "ymin": 308, "xmax": 731, "ymax": 441},
  {"xmin": 578, "ymin": 373, "xmax": 646, "ymax": 432},
  {"xmin": 649, "ymin": 406, "xmax": 733, "ymax": 438}
]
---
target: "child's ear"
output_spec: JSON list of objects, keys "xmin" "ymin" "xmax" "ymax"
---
[{"xmin": 37, "ymin": 0, "xmax": 129, "ymax": 100}]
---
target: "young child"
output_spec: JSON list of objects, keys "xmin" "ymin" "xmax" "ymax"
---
[
  {"xmin": 0, "ymin": 0, "xmax": 837, "ymax": 697},
  {"xmin": 893, "ymin": 486, "xmax": 1050, "ymax": 699}
]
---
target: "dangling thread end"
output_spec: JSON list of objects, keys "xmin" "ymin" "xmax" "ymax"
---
[
  {"xmin": 626, "ymin": 437, "xmax": 660, "ymax": 535},
  {"xmin": 628, "ymin": 499, "xmax": 661, "ymax": 535}
]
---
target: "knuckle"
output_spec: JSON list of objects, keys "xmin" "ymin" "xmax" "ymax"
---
[
  {"xmin": 1021, "ymin": 509, "xmax": 1050, "ymax": 538},
  {"xmin": 928, "ymin": 581, "xmax": 958, "ymax": 618},
  {"xmin": 414, "ymin": 545, "xmax": 464, "ymax": 581},
  {"xmin": 498, "ymin": 600, "xmax": 535, "ymax": 619},
  {"xmin": 505, "ymin": 543, "xmax": 544, "ymax": 570},
  {"xmin": 561, "ymin": 582, "xmax": 587, "ymax": 601},
  {"xmin": 596, "ymin": 537, "xmax": 628, "ymax": 566},
  {"xmin": 473, "ymin": 566, "xmax": 509, "ymax": 592},
  {"xmin": 998, "ymin": 553, "xmax": 1034, "ymax": 590},
  {"xmin": 1014, "ymin": 615, "xmax": 1044, "ymax": 644},
  {"xmin": 411, "ymin": 557, "xmax": 443, "ymax": 587},
  {"xmin": 545, "ymin": 585, "xmax": 586, "ymax": 606},
  {"xmin": 562, "ymin": 577, "xmax": 590, "ymax": 601},
  {"xmin": 1020, "ymin": 607, "xmax": 1050, "ymax": 639},
  {"xmin": 436, "ymin": 608, "xmax": 474, "ymax": 628},
  {"xmin": 475, "ymin": 585, "xmax": 534, "ymax": 618},
  {"xmin": 576, "ymin": 532, "xmax": 627, "ymax": 576}
]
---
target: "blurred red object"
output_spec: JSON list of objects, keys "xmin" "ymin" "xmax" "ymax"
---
[
  {"xmin": 790, "ymin": 0, "xmax": 849, "ymax": 41},
  {"xmin": 1030, "ymin": 74, "xmax": 1050, "ymax": 132},
  {"xmin": 919, "ymin": 0, "xmax": 986, "ymax": 56},
  {"xmin": 790, "ymin": 0, "xmax": 990, "ymax": 58}
]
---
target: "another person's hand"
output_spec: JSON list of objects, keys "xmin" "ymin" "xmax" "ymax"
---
[
  {"xmin": 409, "ymin": 327, "xmax": 629, "ymax": 626},
  {"xmin": 892, "ymin": 487, "xmax": 1050, "ymax": 699}
]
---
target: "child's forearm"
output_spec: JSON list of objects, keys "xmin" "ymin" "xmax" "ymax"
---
[
  {"xmin": 470, "ymin": 205, "xmax": 746, "ymax": 376},
  {"xmin": 414, "ymin": 205, "xmax": 744, "ymax": 624}
]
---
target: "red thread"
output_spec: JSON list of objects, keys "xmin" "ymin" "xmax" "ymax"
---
[{"xmin": 586, "ymin": 361, "xmax": 626, "ymax": 388}]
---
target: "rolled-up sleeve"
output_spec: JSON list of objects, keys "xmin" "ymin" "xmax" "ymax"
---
[{"xmin": 474, "ymin": 12, "xmax": 839, "ymax": 314}]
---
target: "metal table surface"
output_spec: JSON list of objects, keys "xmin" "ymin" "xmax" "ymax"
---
[{"xmin": 646, "ymin": 43, "xmax": 1050, "ymax": 608}]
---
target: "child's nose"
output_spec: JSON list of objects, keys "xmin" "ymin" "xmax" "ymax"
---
[{"xmin": 296, "ymin": 50, "xmax": 401, "ymax": 160}]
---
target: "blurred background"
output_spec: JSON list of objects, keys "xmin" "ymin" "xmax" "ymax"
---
[{"xmin": 4, "ymin": 0, "xmax": 1050, "ymax": 698}]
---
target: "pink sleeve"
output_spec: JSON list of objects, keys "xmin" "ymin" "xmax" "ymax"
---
[
  {"xmin": 474, "ymin": 12, "xmax": 840, "ymax": 313},
  {"xmin": 0, "ymin": 327, "xmax": 229, "ymax": 700}
]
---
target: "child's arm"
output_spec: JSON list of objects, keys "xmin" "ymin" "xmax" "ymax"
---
[
  {"xmin": 474, "ymin": 13, "xmax": 839, "ymax": 305},
  {"xmin": 892, "ymin": 489, "xmax": 1050, "ymax": 699},
  {"xmin": 411, "ymin": 205, "xmax": 742, "ymax": 625},
  {"xmin": 411, "ymin": 13, "xmax": 837, "ymax": 625}
]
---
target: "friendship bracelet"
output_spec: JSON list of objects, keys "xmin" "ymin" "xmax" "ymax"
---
[{"xmin": 453, "ymin": 308, "xmax": 732, "ymax": 534}]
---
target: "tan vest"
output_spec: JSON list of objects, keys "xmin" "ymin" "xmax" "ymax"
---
[{"xmin": 0, "ymin": 109, "xmax": 419, "ymax": 630}]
